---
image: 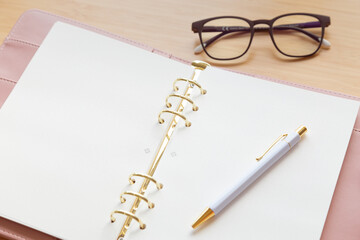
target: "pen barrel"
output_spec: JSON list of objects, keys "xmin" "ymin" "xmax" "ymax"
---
[{"xmin": 211, "ymin": 132, "xmax": 300, "ymax": 214}]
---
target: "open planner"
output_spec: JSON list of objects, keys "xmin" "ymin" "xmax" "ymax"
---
[{"xmin": 0, "ymin": 20, "xmax": 359, "ymax": 240}]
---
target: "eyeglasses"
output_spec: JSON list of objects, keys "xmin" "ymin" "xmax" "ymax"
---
[{"xmin": 192, "ymin": 13, "xmax": 331, "ymax": 60}]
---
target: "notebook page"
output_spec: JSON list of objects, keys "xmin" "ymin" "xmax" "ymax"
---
[
  {"xmin": 132, "ymin": 64, "xmax": 360, "ymax": 239},
  {"xmin": 0, "ymin": 22, "xmax": 200, "ymax": 239}
]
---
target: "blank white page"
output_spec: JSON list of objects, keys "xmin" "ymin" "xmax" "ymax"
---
[
  {"xmin": 138, "ymin": 60, "xmax": 360, "ymax": 238},
  {"xmin": 0, "ymin": 22, "xmax": 197, "ymax": 239},
  {"xmin": 0, "ymin": 22, "xmax": 358, "ymax": 240}
]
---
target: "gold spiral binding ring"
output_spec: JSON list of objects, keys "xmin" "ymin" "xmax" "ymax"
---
[
  {"xmin": 120, "ymin": 191, "xmax": 155, "ymax": 209},
  {"xmin": 129, "ymin": 173, "xmax": 163, "ymax": 190},
  {"xmin": 192, "ymin": 60, "xmax": 211, "ymax": 70},
  {"xmin": 158, "ymin": 110, "xmax": 191, "ymax": 127},
  {"xmin": 173, "ymin": 78, "xmax": 207, "ymax": 95},
  {"xmin": 166, "ymin": 94, "xmax": 199, "ymax": 111},
  {"xmin": 110, "ymin": 210, "xmax": 146, "ymax": 229},
  {"xmin": 115, "ymin": 60, "xmax": 210, "ymax": 239}
]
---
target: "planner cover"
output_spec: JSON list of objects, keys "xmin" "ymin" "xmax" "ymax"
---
[{"xmin": 0, "ymin": 9, "xmax": 359, "ymax": 240}]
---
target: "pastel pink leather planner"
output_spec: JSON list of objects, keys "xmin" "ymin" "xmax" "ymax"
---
[{"xmin": 0, "ymin": 9, "xmax": 359, "ymax": 240}]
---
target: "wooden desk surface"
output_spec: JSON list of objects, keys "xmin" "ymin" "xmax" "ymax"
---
[
  {"xmin": 1, "ymin": 0, "xmax": 360, "ymax": 97},
  {"xmin": 0, "ymin": 0, "xmax": 359, "ymax": 239}
]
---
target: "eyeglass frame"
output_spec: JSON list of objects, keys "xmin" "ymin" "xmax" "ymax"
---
[{"xmin": 192, "ymin": 13, "xmax": 331, "ymax": 60}]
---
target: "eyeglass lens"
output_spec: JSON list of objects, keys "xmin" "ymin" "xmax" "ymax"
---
[
  {"xmin": 272, "ymin": 15, "xmax": 323, "ymax": 57},
  {"xmin": 200, "ymin": 18, "xmax": 251, "ymax": 60}
]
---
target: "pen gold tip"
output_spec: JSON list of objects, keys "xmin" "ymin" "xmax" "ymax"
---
[
  {"xmin": 296, "ymin": 126, "xmax": 307, "ymax": 138},
  {"xmin": 192, "ymin": 207, "xmax": 215, "ymax": 229}
]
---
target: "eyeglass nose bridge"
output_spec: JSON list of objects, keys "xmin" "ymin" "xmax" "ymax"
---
[
  {"xmin": 251, "ymin": 20, "xmax": 273, "ymax": 37},
  {"xmin": 253, "ymin": 19, "xmax": 272, "ymax": 26}
]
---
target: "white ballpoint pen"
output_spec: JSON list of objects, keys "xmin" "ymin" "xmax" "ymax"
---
[{"xmin": 192, "ymin": 126, "xmax": 307, "ymax": 229}]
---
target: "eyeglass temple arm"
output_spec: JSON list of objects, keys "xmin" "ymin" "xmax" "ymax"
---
[
  {"xmin": 194, "ymin": 28, "xmax": 250, "ymax": 54},
  {"xmin": 199, "ymin": 21, "xmax": 324, "ymax": 39},
  {"xmin": 194, "ymin": 22, "xmax": 330, "ymax": 54},
  {"xmin": 194, "ymin": 31, "xmax": 247, "ymax": 54},
  {"xmin": 263, "ymin": 22, "xmax": 330, "ymax": 47},
  {"xmin": 272, "ymin": 21, "xmax": 322, "ymax": 42}
]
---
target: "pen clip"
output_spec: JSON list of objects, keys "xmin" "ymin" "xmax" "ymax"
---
[{"xmin": 256, "ymin": 134, "xmax": 288, "ymax": 161}]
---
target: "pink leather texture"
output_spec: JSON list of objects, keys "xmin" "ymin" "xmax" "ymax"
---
[{"xmin": 0, "ymin": 9, "xmax": 359, "ymax": 240}]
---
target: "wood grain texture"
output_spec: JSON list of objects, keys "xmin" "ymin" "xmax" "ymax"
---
[
  {"xmin": 0, "ymin": 0, "xmax": 359, "ymax": 239},
  {"xmin": 1, "ymin": 0, "xmax": 360, "ymax": 97}
]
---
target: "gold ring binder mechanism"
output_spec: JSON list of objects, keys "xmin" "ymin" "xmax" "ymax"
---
[{"xmin": 110, "ymin": 60, "xmax": 210, "ymax": 239}]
